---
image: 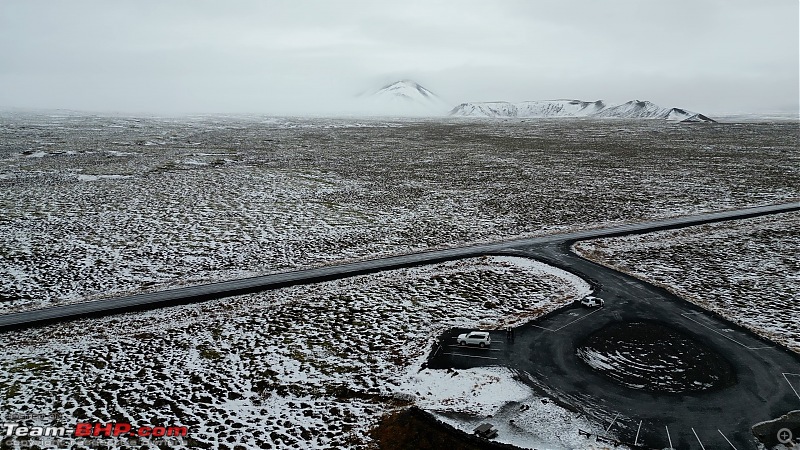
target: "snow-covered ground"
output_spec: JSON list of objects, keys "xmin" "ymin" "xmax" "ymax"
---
[
  {"xmin": 573, "ymin": 212, "xmax": 800, "ymax": 353},
  {"xmin": 0, "ymin": 256, "xmax": 618, "ymax": 449},
  {"xmin": 1, "ymin": 114, "xmax": 798, "ymax": 313},
  {"xmin": 1, "ymin": 113, "xmax": 797, "ymax": 449}
]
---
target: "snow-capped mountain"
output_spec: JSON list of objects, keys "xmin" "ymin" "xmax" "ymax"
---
[
  {"xmin": 450, "ymin": 100, "xmax": 608, "ymax": 119},
  {"xmin": 352, "ymin": 81, "xmax": 716, "ymax": 122},
  {"xmin": 594, "ymin": 100, "xmax": 715, "ymax": 122},
  {"xmin": 359, "ymin": 80, "xmax": 451, "ymax": 116},
  {"xmin": 450, "ymin": 99, "xmax": 715, "ymax": 122}
]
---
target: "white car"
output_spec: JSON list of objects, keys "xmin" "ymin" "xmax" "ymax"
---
[
  {"xmin": 457, "ymin": 331, "xmax": 491, "ymax": 347},
  {"xmin": 580, "ymin": 296, "xmax": 605, "ymax": 308}
]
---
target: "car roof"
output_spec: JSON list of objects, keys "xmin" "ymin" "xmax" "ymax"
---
[{"xmin": 469, "ymin": 331, "xmax": 488, "ymax": 335}]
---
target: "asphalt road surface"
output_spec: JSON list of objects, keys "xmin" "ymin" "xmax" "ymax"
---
[
  {"xmin": 1, "ymin": 202, "xmax": 797, "ymax": 332},
  {"xmin": 2, "ymin": 202, "xmax": 799, "ymax": 448},
  {"xmin": 428, "ymin": 237, "xmax": 800, "ymax": 449}
]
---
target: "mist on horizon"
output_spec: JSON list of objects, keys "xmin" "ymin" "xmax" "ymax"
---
[{"xmin": 1, "ymin": 0, "xmax": 797, "ymax": 116}]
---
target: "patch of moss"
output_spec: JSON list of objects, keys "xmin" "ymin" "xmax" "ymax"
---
[{"xmin": 198, "ymin": 345, "xmax": 223, "ymax": 360}]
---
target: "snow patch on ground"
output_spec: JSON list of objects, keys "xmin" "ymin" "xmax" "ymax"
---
[
  {"xmin": 493, "ymin": 256, "xmax": 592, "ymax": 300},
  {"xmin": 399, "ymin": 361, "xmax": 620, "ymax": 449},
  {"xmin": 398, "ymin": 366, "xmax": 531, "ymax": 413},
  {"xmin": 76, "ymin": 174, "xmax": 134, "ymax": 182},
  {"xmin": 182, "ymin": 159, "xmax": 209, "ymax": 166},
  {"xmin": 105, "ymin": 150, "xmax": 136, "ymax": 156},
  {"xmin": 432, "ymin": 394, "xmax": 616, "ymax": 450}
]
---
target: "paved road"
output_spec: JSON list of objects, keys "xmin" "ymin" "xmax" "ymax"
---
[
  {"xmin": 0, "ymin": 202, "xmax": 797, "ymax": 332},
  {"xmin": 428, "ymin": 235, "xmax": 800, "ymax": 449},
  {"xmin": 1, "ymin": 202, "xmax": 798, "ymax": 447}
]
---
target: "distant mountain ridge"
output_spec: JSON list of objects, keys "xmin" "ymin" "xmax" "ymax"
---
[
  {"xmin": 450, "ymin": 99, "xmax": 716, "ymax": 122},
  {"xmin": 356, "ymin": 80, "xmax": 716, "ymax": 122},
  {"xmin": 360, "ymin": 80, "xmax": 451, "ymax": 116}
]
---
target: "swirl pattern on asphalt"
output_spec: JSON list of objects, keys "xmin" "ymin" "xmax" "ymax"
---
[{"xmin": 576, "ymin": 321, "xmax": 737, "ymax": 394}]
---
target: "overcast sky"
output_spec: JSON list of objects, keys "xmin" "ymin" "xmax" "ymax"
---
[{"xmin": 1, "ymin": 0, "xmax": 797, "ymax": 115}]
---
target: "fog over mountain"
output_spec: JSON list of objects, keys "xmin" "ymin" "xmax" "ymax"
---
[
  {"xmin": 0, "ymin": 1, "xmax": 796, "ymax": 115},
  {"xmin": 357, "ymin": 80, "xmax": 451, "ymax": 116}
]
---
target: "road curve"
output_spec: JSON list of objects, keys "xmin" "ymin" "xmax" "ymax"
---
[
  {"xmin": 430, "ymin": 239, "xmax": 800, "ymax": 449},
  {"xmin": 1, "ymin": 202, "xmax": 798, "ymax": 332}
]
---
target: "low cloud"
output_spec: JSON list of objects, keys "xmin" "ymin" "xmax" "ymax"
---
[{"xmin": 0, "ymin": 0, "xmax": 796, "ymax": 115}]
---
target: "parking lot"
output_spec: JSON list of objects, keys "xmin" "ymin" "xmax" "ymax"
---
[
  {"xmin": 426, "ymin": 241, "xmax": 800, "ymax": 449},
  {"xmin": 429, "ymin": 329, "xmax": 506, "ymax": 368},
  {"xmin": 429, "ymin": 305, "xmax": 605, "ymax": 370}
]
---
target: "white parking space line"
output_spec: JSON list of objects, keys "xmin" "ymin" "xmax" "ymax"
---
[
  {"xmin": 692, "ymin": 428, "xmax": 707, "ymax": 450},
  {"xmin": 718, "ymin": 430, "xmax": 739, "ymax": 450},
  {"xmin": 605, "ymin": 413, "xmax": 620, "ymax": 433},
  {"xmin": 446, "ymin": 345, "xmax": 503, "ymax": 352},
  {"xmin": 442, "ymin": 352, "xmax": 498, "ymax": 360},
  {"xmin": 665, "ymin": 426, "xmax": 673, "ymax": 449},
  {"xmin": 681, "ymin": 312, "xmax": 771, "ymax": 350},
  {"xmin": 634, "ymin": 420, "xmax": 642, "ymax": 446},
  {"xmin": 782, "ymin": 373, "xmax": 800, "ymax": 402},
  {"xmin": 532, "ymin": 307, "xmax": 604, "ymax": 332}
]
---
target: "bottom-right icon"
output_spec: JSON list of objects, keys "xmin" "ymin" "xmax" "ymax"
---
[{"xmin": 777, "ymin": 428, "xmax": 794, "ymax": 445}]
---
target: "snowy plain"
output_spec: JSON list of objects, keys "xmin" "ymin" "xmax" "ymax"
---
[
  {"xmin": 1, "ymin": 113, "xmax": 798, "ymax": 449},
  {"xmin": 1, "ymin": 113, "xmax": 798, "ymax": 314}
]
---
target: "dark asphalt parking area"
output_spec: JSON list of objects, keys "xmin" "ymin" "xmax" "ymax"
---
[
  {"xmin": 430, "ymin": 328, "xmax": 510, "ymax": 367},
  {"xmin": 428, "ymin": 241, "xmax": 800, "ymax": 450}
]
